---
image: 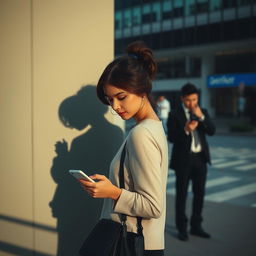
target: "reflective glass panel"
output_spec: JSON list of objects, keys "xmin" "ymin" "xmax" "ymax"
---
[
  {"xmin": 115, "ymin": 11, "xmax": 122, "ymax": 30},
  {"xmin": 209, "ymin": 0, "xmax": 221, "ymax": 11},
  {"xmin": 132, "ymin": 7, "xmax": 141, "ymax": 26},
  {"xmin": 124, "ymin": 9, "xmax": 132, "ymax": 28}
]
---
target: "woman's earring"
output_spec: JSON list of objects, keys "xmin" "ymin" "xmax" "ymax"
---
[{"xmin": 110, "ymin": 107, "xmax": 118, "ymax": 115}]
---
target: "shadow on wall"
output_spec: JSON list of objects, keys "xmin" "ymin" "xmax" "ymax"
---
[{"xmin": 49, "ymin": 85, "xmax": 123, "ymax": 256}]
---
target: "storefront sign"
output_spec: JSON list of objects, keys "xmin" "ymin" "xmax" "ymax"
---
[{"xmin": 207, "ymin": 73, "xmax": 256, "ymax": 88}]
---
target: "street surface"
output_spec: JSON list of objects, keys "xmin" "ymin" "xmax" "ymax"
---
[
  {"xmin": 167, "ymin": 135, "xmax": 256, "ymax": 208},
  {"xmin": 165, "ymin": 135, "xmax": 256, "ymax": 256}
]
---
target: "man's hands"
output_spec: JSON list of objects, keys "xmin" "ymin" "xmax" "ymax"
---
[
  {"xmin": 184, "ymin": 105, "xmax": 204, "ymax": 133},
  {"xmin": 192, "ymin": 105, "xmax": 203, "ymax": 119},
  {"xmin": 79, "ymin": 174, "xmax": 122, "ymax": 201},
  {"xmin": 185, "ymin": 120, "xmax": 198, "ymax": 133}
]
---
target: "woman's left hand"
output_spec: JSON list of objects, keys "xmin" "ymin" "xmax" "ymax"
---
[{"xmin": 79, "ymin": 174, "xmax": 122, "ymax": 200}]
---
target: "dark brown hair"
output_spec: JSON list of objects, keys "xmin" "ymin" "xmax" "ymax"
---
[
  {"xmin": 181, "ymin": 83, "xmax": 199, "ymax": 97},
  {"xmin": 97, "ymin": 41, "xmax": 157, "ymax": 105}
]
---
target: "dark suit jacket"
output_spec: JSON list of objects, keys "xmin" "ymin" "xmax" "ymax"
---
[{"xmin": 167, "ymin": 106, "xmax": 215, "ymax": 170}]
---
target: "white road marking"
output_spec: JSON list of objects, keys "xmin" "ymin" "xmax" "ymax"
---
[
  {"xmin": 167, "ymin": 176, "xmax": 240, "ymax": 195},
  {"xmin": 234, "ymin": 163, "xmax": 256, "ymax": 171},
  {"xmin": 206, "ymin": 176, "xmax": 239, "ymax": 188},
  {"xmin": 211, "ymin": 158, "xmax": 227, "ymax": 164},
  {"xmin": 167, "ymin": 176, "xmax": 176, "ymax": 183},
  {"xmin": 213, "ymin": 160, "xmax": 247, "ymax": 169},
  {"xmin": 205, "ymin": 183, "xmax": 256, "ymax": 202},
  {"xmin": 238, "ymin": 153, "xmax": 256, "ymax": 159}
]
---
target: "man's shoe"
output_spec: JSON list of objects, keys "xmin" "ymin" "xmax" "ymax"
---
[
  {"xmin": 177, "ymin": 231, "xmax": 189, "ymax": 241},
  {"xmin": 190, "ymin": 228, "xmax": 211, "ymax": 238}
]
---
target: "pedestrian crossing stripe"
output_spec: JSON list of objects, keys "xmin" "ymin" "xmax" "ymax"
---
[
  {"xmin": 166, "ymin": 176, "xmax": 256, "ymax": 207},
  {"xmin": 166, "ymin": 176, "xmax": 240, "ymax": 194},
  {"xmin": 211, "ymin": 158, "xmax": 226, "ymax": 164},
  {"xmin": 211, "ymin": 147, "xmax": 256, "ymax": 160},
  {"xmin": 210, "ymin": 158, "xmax": 256, "ymax": 171},
  {"xmin": 167, "ymin": 141, "xmax": 256, "ymax": 206},
  {"xmin": 205, "ymin": 183, "xmax": 256, "ymax": 202},
  {"xmin": 238, "ymin": 153, "xmax": 256, "ymax": 159},
  {"xmin": 213, "ymin": 160, "xmax": 247, "ymax": 169},
  {"xmin": 234, "ymin": 163, "xmax": 256, "ymax": 171},
  {"xmin": 167, "ymin": 176, "xmax": 175, "ymax": 183},
  {"xmin": 206, "ymin": 176, "xmax": 239, "ymax": 188}
]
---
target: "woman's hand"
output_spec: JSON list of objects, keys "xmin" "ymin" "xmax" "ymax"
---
[{"xmin": 79, "ymin": 174, "xmax": 122, "ymax": 200}]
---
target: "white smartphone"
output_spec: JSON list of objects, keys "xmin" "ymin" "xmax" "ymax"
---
[{"xmin": 69, "ymin": 170, "xmax": 95, "ymax": 183}]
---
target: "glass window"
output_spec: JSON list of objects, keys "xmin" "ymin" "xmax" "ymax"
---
[
  {"xmin": 209, "ymin": 0, "xmax": 221, "ymax": 11},
  {"xmin": 173, "ymin": 0, "xmax": 184, "ymax": 17},
  {"xmin": 132, "ymin": 7, "xmax": 141, "ymax": 26},
  {"xmin": 163, "ymin": 0, "xmax": 172, "ymax": 12},
  {"xmin": 215, "ymin": 50, "xmax": 256, "ymax": 73},
  {"xmin": 123, "ymin": 0, "xmax": 133, "ymax": 9},
  {"xmin": 173, "ymin": 0, "xmax": 183, "ymax": 8},
  {"xmin": 124, "ymin": 9, "xmax": 132, "ymax": 28},
  {"xmin": 190, "ymin": 57, "xmax": 201, "ymax": 76},
  {"xmin": 222, "ymin": 0, "xmax": 237, "ymax": 8},
  {"xmin": 157, "ymin": 56, "xmax": 202, "ymax": 79},
  {"xmin": 157, "ymin": 57, "xmax": 186, "ymax": 79},
  {"xmin": 143, "ymin": 3, "xmax": 151, "ymax": 14},
  {"xmin": 237, "ymin": 0, "xmax": 252, "ymax": 5},
  {"xmin": 115, "ymin": 11, "xmax": 122, "ymax": 30},
  {"xmin": 142, "ymin": 4, "xmax": 152, "ymax": 23},
  {"xmin": 115, "ymin": 0, "xmax": 122, "ymax": 11},
  {"xmin": 131, "ymin": 0, "xmax": 141, "ymax": 5},
  {"xmin": 163, "ymin": 0, "xmax": 173, "ymax": 19},
  {"xmin": 152, "ymin": 2, "xmax": 161, "ymax": 22},
  {"xmin": 187, "ymin": 0, "xmax": 209, "ymax": 15},
  {"xmin": 185, "ymin": 0, "xmax": 196, "ymax": 16},
  {"xmin": 197, "ymin": 0, "xmax": 209, "ymax": 13}
]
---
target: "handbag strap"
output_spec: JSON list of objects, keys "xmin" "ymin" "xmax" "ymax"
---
[{"xmin": 119, "ymin": 142, "xmax": 143, "ymax": 235}]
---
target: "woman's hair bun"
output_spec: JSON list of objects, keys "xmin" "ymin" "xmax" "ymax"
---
[{"xmin": 125, "ymin": 41, "xmax": 157, "ymax": 80}]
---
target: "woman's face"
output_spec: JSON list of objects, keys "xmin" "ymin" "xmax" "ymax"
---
[{"xmin": 104, "ymin": 84, "xmax": 144, "ymax": 120}]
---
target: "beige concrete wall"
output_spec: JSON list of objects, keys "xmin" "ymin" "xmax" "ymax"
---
[
  {"xmin": 0, "ymin": 1, "xmax": 34, "ymax": 255},
  {"xmin": 0, "ymin": 1, "xmax": 122, "ymax": 255}
]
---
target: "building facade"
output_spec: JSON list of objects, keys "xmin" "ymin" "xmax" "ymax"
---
[{"xmin": 114, "ymin": 0, "xmax": 256, "ymax": 120}]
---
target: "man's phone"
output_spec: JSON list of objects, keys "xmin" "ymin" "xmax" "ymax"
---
[
  {"xmin": 190, "ymin": 112, "xmax": 200, "ymax": 122},
  {"xmin": 69, "ymin": 170, "xmax": 95, "ymax": 183}
]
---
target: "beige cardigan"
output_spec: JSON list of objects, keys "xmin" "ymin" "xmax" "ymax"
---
[{"xmin": 100, "ymin": 119, "xmax": 169, "ymax": 250}]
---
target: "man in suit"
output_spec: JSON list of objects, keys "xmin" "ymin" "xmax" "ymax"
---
[{"xmin": 167, "ymin": 83, "xmax": 215, "ymax": 241}]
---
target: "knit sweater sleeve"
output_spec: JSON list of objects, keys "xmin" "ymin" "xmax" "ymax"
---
[{"xmin": 113, "ymin": 125, "xmax": 164, "ymax": 219}]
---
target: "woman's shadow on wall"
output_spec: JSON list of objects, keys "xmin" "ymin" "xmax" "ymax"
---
[{"xmin": 49, "ymin": 85, "xmax": 123, "ymax": 256}]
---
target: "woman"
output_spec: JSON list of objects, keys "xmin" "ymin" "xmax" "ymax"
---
[{"xmin": 79, "ymin": 41, "xmax": 168, "ymax": 256}]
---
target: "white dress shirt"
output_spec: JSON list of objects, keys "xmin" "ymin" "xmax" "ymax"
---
[
  {"xmin": 157, "ymin": 99, "xmax": 170, "ymax": 119},
  {"xmin": 183, "ymin": 106, "xmax": 202, "ymax": 153}
]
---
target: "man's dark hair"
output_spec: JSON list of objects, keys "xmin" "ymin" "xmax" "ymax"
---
[{"xmin": 181, "ymin": 83, "xmax": 199, "ymax": 97}]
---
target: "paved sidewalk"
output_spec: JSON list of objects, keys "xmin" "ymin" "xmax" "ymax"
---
[
  {"xmin": 164, "ymin": 194, "xmax": 256, "ymax": 256},
  {"xmin": 213, "ymin": 117, "xmax": 256, "ymax": 136}
]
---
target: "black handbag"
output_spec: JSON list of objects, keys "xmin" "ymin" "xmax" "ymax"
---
[{"xmin": 79, "ymin": 143, "xmax": 144, "ymax": 256}]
